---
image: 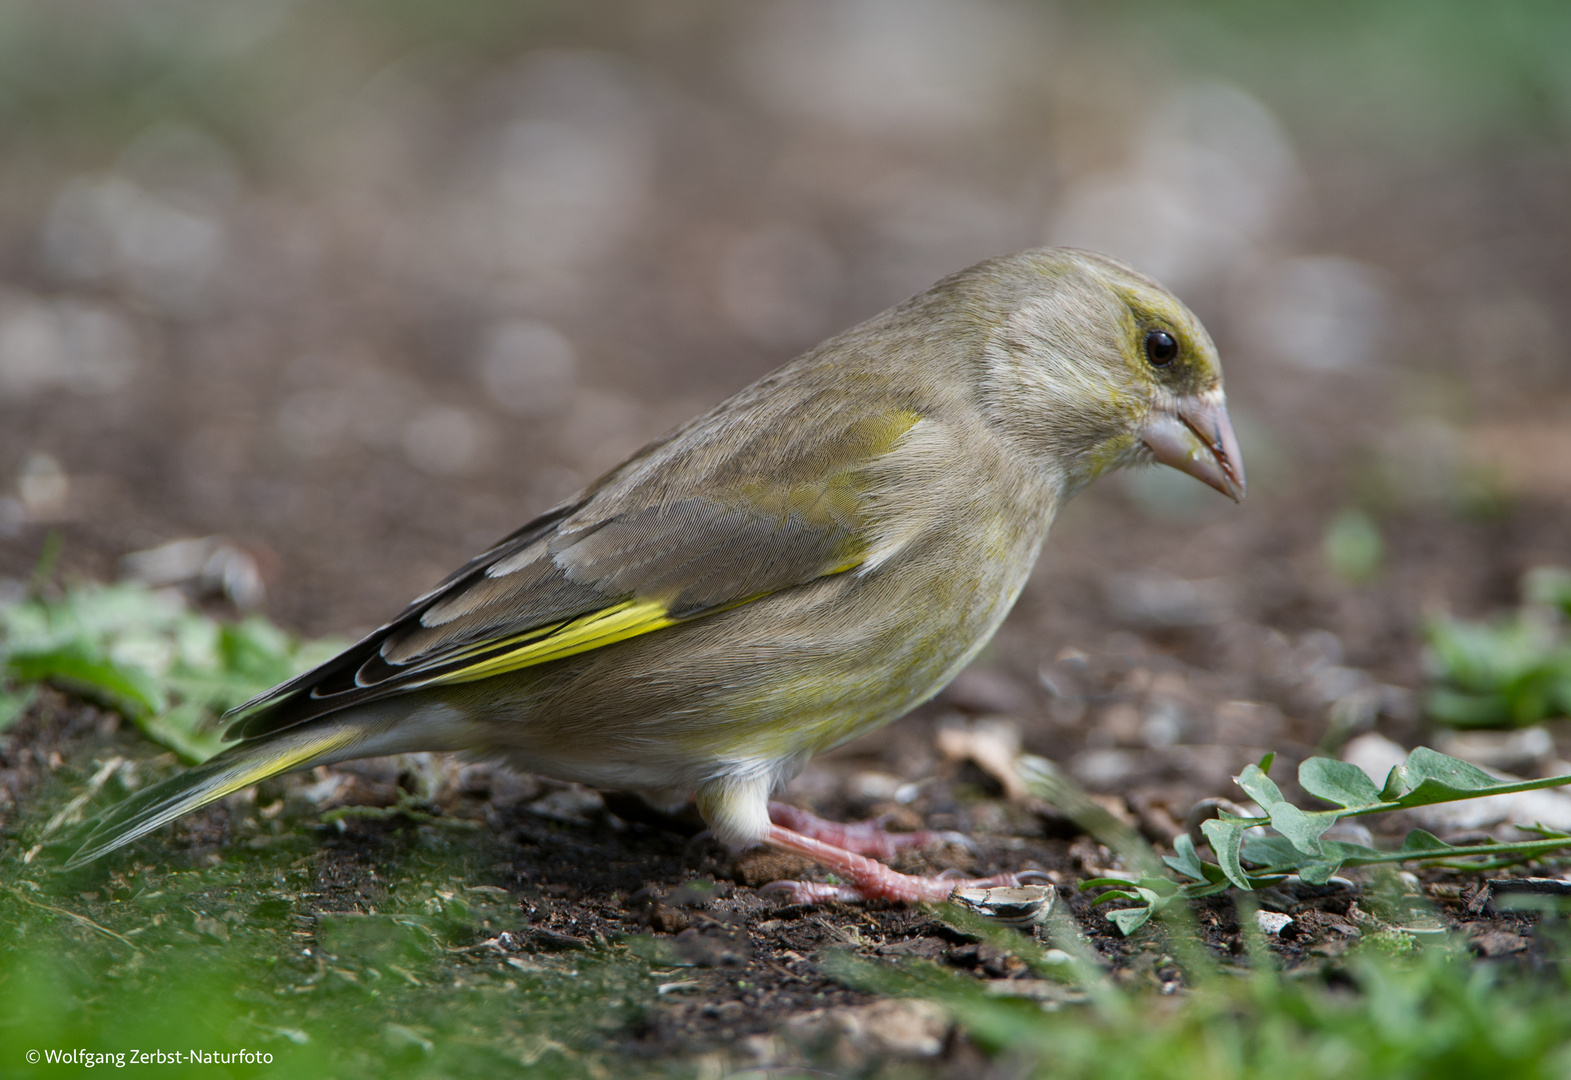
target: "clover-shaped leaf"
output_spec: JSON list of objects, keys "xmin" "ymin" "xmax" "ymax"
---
[
  {"xmin": 1236, "ymin": 762, "xmax": 1285, "ymax": 810},
  {"xmin": 1267, "ymin": 802, "xmax": 1336, "ymax": 857},
  {"xmin": 1298, "ymin": 757, "xmax": 1384, "ymax": 809},
  {"xmin": 1163, "ymin": 834, "xmax": 1214, "ymax": 883},
  {"xmin": 1382, "ymin": 746, "xmax": 1500, "ymax": 803},
  {"xmin": 1201, "ymin": 816, "xmax": 1251, "ymax": 891},
  {"xmin": 1106, "ymin": 906, "xmax": 1154, "ymax": 935}
]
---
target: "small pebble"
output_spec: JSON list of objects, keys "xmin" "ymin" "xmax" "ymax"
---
[{"xmin": 1255, "ymin": 911, "xmax": 1294, "ymax": 936}]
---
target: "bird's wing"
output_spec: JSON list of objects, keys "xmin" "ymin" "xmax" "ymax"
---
[{"xmin": 225, "ymin": 405, "xmax": 925, "ymax": 741}]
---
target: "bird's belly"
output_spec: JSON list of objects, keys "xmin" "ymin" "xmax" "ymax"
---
[{"xmin": 453, "ymin": 514, "xmax": 1046, "ymax": 792}]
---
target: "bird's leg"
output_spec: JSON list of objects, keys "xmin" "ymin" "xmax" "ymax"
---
[
  {"xmin": 760, "ymin": 823, "xmax": 1020, "ymax": 904},
  {"xmin": 766, "ymin": 801, "xmax": 972, "ymax": 859}
]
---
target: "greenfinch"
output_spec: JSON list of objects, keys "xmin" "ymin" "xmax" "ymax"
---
[{"xmin": 67, "ymin": 247, "xmax": 1244, "ymax": 902}]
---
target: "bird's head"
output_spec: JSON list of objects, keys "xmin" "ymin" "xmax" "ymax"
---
[{"xmin": 975, "ymin": 247, "xmax": 1246, "ymax": 503}]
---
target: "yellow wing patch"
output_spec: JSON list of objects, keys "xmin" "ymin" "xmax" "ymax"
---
[{"xmin": 424, "ymin": 600, "xmax": 679, "ymax": 686}]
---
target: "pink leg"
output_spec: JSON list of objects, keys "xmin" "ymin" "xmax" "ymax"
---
[
  {"xmin": 760, "ymin": 823, "xmax": 1020, "ymax": 904},
  {"xmin": 766, "ymin": 801, "xmax": 972, "ymax": 859}
]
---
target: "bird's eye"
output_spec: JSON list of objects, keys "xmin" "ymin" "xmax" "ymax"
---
[{"xmin": 1144, "ymin": 329, "xmax": 1178, "ymax": 367}]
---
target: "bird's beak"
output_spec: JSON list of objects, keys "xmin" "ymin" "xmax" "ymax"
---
[{"xmin": 1139, "ymin": 391, "xmax": 1247, "ymax": 502}]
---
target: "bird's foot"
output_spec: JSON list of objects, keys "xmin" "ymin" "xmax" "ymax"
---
[
  {"xmin": 766, "ymin": 800, "xmax": 974, "ymax": 858},
  {"xmin": 757, "ymin": 822, "xmax": 1017, "ymax": 904}
]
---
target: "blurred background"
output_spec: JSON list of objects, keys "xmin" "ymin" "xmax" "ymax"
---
[{"xmin": 1, "ymin": 0, "xmax": 1570, "ymax": 782}]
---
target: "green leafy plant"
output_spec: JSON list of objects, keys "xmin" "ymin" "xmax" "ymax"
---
[
  {"xmin": 1041, "ymin": 748, "xmax": 1571, "ymax": 935},
  {"xmin": 0, "ymin": 581, "xmax": 343, "ymax": 760},
  {"xmin": 1423, "ymin": 565, "xmax": 1571, "ymax": 728},
  {"xmin": 833, "ymin": 934, "xmax": 1571, "ymax": 1080}
]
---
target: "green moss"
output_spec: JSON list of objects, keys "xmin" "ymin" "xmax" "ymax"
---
[{"xmin": 0, "ymin": 810, "xmax": 668, "ymax": 1079}]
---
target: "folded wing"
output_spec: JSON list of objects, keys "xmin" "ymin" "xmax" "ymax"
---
[{"xmin": 225, "ymin": 407, "xmax": 924, "ymax": 743}]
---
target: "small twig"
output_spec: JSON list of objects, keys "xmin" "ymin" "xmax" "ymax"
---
[
  {"xmin": 1342, "ymin": 835, "xmax": 1571, "ymax": 871},
  {"xmin": 3, "ymin": 884, "xmax": 141, "ymax": 952},
  {"xmin": 23, "ymin": 755, "xmax": 125, "ymax": 864},
  {"xmin": 765, "ymin": 960, "xmax": 810, "ymax": 984},
  {"xmin": 320, "ymin": 799, "xmax": 481, "ymax": 831}
]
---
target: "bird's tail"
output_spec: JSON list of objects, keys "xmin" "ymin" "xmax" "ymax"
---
[{"xmin": 64, "ymin": 717, "xmax": 378, "ymax": 869}]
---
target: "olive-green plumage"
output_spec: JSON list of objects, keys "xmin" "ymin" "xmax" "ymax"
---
[{"xmin": 67, "ymin": 247, "xmax": 1244, "ymax": 867}]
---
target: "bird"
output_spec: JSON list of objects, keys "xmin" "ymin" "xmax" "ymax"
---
[{"xmin": 65, "ymin": 247, "xmax": 1244, "ymax": 902}]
